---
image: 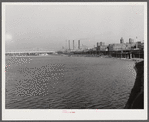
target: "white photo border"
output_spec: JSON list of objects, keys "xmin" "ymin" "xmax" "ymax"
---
[{"xmin": 2, "ymin": 2, "xmax": 148, "ymax": 120}]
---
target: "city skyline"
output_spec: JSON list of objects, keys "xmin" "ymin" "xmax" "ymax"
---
[{"xmin": 4, "ymin": 3, "xmax": 144, "ymax": 52}]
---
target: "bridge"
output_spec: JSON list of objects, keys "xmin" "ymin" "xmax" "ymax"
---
[{"xmin": 5, "ymin": 51, "xmax": 56, "ymax": 56}]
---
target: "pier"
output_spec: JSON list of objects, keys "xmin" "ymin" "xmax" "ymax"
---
[{"xmin": 73, "ymin": 50, "xmax": 144, "ymax": 59}]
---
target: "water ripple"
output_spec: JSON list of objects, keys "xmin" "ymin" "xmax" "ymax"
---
[{"xmin": 6, "ymin": 56, "xmax": 136, "ymax": 109}]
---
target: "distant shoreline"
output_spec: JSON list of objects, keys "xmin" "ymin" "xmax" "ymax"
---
[
  {"xmin": 66, "ymin": 54, "xmax": 144, "ymax": 63},
  {"xmin": 5, "ymin": 54, "xmax": 144, "ymax": 63}
]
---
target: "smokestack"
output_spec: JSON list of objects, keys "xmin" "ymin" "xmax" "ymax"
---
[
  {"xmin": 66, "ymin": 40, "xmax": 68, "ymax": 49},
  {"xmin": 73, "ymin": 40, "xmax": 74, "ymax": 50},
  {"xmin": 78, "ymin": 40, "xmax": 80, "ymax": 49},
  {"xmin": 68, "ymin": 40, "xmax": 70, "ymax": 50}
]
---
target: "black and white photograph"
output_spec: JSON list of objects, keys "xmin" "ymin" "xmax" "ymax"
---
[{"xmin": 2, "ymin": 2, "xmax": 147, "ymax": 120}]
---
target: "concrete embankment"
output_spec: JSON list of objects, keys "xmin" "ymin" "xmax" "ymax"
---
[{"xmin": 124, "ymin": 61, "xmax": 144, "ymax": 109}]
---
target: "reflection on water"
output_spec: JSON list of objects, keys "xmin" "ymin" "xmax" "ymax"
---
[{"xmin": 5, "ymin": 56, "xmax": 136, "ymax": 109}]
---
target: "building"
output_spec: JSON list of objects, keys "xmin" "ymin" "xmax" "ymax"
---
[
  {"xmin": 129, "ymin": 38, "xmax": 134, "ymax": 44},
  {"xmin": 99, "ymin": 42, "xmax": 105, "ymax": 46},
  {"xmin": 120, "ymin": 37, "xmax": 124, "ymax": 44},
  {"xmin": 136, "ymin": 41, "xmax": 144, "ymax": 50},
  {"xmin": 97, "ymin": 37, "xmax": 144, "ymax": 52},
  {"xmin": 98, "ymin": 45, "xmax": 108, "ymax": 51},
  {"xmin": 108, "ymin": 43, "xmax": 126, "ymax": 51},
  {"xmin": 108, "ymin": 37, "xmax": 142, "ymax": 51},
  {"xmin": 97, "ymin": 42, "xmax": 108, "ymax": 51}
]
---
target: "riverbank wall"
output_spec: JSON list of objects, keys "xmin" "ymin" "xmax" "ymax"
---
[{"xmin": 124, "ymin": 61, "xmax": 144, "ymax": 109}]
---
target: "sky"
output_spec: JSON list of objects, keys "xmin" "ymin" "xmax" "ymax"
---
[{"xmin": 4, "ymin": 3, "xmax": 144, "ymax": 52}]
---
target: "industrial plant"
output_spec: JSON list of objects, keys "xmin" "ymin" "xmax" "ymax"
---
[{"xmin": 57, "ymin": 37, "xmax": 144, "ymax": 59}]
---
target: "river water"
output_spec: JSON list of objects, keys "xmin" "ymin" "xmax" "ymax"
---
[{"xmin": 5, "ymin": 55, "xmax": 136, "ymax": 109}]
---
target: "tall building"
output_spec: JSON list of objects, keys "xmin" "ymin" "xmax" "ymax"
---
[
  {"xmin": 97, "ymin": 42, "xmax": 107, "ymax": 51},
  {"xmin": 97, "ymin": 42, "xmax": 99, "ymax": 47},
  {"xmin": 78, "ymin": 40, "xmax": 80, "ymax": 49},
  {"xmin": 73, "ymin": 40, "xmax": 74, "ymax": 50},
  {"xmin": 100, "ymin": 42, "xmax": 105, "ymax": 46},
  {"xmin": 129, "ymin": 38, "xmax": 134, "ymax": 44},
  {"xmin": 120, "ymin": 37, "xmax": 124, "ymax": 44},
  {"xmin": 68, "ymin": 40, "xmax": 70, "ymax": 50}
]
